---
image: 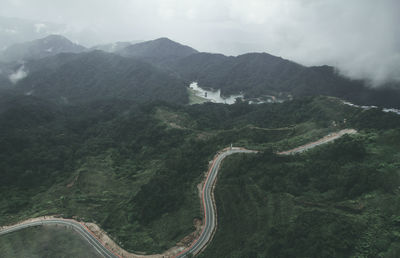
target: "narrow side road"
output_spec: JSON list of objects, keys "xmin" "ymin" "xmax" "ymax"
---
[{"xmin": 277, "ymin": 129, "xmax": 357, "ymax": 155}]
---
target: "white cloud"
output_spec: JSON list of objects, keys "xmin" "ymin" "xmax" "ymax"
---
[
  {"xmin": 0, "ymin": 0, "xmax": 399, "ymax": 85},
  {"xmin": 34, "ymin": 23, "xmax": 46, "ymax": 33},
  {"xmin": 9, "ymin": 65, "xmax": 28, "ymax": 84}
]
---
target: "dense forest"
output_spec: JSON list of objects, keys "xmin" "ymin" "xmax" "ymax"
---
[
  {"xmin": 2, "ymin": 36, "xmax": 400, "ymax": 109},
  {"xmin": 115, "ymin": 38, "xmax": 400, "ymax": 109},
  {"xmin": 1, "ymin": 90, "xmax": 400, "ymax": 256},
  {"xmin": 12, "ymin": 51, "xmax": 189, "ymax": 105},
  {"xmin": 202, "ymin": 130, "xmax": 400, "ymax": 257},
  {"xmin": 1, "ymin": 35, "xmax": 400, "ymax": 257}
]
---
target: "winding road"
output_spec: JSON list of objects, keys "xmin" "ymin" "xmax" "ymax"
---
[
  {"xmin": 0, "ymin": 129, "xmax": 356, "ymax": 257},
  {"xmin": 175, "ymin": 148, "xmax": 257, "ymax": 257},
  {"xmin": 0, "ymin": 218, "xmax": 119, "ymax": 258}
]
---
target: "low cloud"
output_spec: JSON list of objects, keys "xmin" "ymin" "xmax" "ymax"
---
[
  {"xmin": 0, "ymin": 0, "xmax": 399, "ymax": 86},
  {"xmin": 9, "ymin": 65, "xmax": 28, "ymax": 84},
  {"xmin": 34, "ymin": 23, "xmax": 46, "ymax": 33}
]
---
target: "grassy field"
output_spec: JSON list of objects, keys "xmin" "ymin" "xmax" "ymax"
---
[{"xmin": 0, "ymin": 225, "xmax": 101, "ymax": 258}]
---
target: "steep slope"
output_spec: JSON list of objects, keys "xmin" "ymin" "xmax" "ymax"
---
[
  {"xmin": 0, "ymin": 35, "xmax": 86, "ymax": 62},
  {"xmin": 118, "ymin": 37, "xmax": 198, "ymax": 65},
  {"xmin": 14, "ymin": 51, "xmax": 188, "ymax": 104}
]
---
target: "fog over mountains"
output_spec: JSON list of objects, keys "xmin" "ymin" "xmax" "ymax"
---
[
  {"xmin": 1, "ymin": 1, "xmax": 399, "ymax": 86},
  {"xmin": 1, "ymin": 35, "xmax": 86, "ymax": 63},
  {"xmin": 1, "ymin": 4, "xmax": 400, "ymax": 257},
  {"xmin": 0, "ymin": 34, "xmax": 400, "ymax": 109},
  {"xmin": 0, "ymin": 16, "xmax": 66, "ymax": 51}
]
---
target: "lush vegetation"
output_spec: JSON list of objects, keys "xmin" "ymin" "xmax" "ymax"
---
[
  {"xmin": 114, "ymin": 38, "xmax": 400, "ymax": 109},
  {"xmin": 171, "ymin": 52, "xmax": 400, "ymax": 108},
  {"xmin": 3, "ymin": 35, "xmax": 400, "ymax": 109},
  {"xmin": 1, "ymin": 92, "xmax": 399, "ymax": 256},
  {"xmin": 201, "ymin": 130, "xmax": 400, "ymax": 257},
  {"xmin": 2, "ymin": 35, "xmax": 400, "ymax": 257},
  {"xmin": 13, "ymin": 50, "xmax": 189, "ymax": 105}
]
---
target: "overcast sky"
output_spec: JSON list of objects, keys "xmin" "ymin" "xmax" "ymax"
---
[{"xmin": 1, "ymin": 0, "xmax": 399, "ymax": 85}]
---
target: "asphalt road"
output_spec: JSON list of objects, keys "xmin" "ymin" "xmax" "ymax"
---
[
  {"xmin": 0, "ymin": 129, "xmax": 355, "ymax": 257},
  {"xmin": 175, "ymin": 148, "xmax": 257, "ymax": 258},
  {"xmin": 0, "ymin": 219, "xmax": 119, "ymax": 258},
  {"xmin": 0, "ymin": 148, "xmax": 256, "ymax": 258},
  {"xmin": 175, "ymin": 130, "xmax": 356, "ymax": 257}
]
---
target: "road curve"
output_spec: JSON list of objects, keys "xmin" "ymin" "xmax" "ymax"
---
[
  {"xmin": 0, "ymin": 129, "xmax": 355, "ymax": 258},
  {"xmin": 175, "ymin": 148, "xmax": 257, "ymax": 258},
  {"xmin": 0, "ymin": 148, "xmax": 257, "ymax": 258},
  {"xmin": 0, "ymin": 219, "xmax": 120, "ymax": 258},
  {"xmin": 175, "ymin": 129, "xmax": 357, "ymax": 257}
]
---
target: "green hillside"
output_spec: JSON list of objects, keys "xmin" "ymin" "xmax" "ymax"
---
[
  {"xmin": 1, "ymin": 94, "xmax": 400, "ymax": 255},
  {"xmin": 201, "ymin": 129, "xmax": 400, "ymax": 258}
]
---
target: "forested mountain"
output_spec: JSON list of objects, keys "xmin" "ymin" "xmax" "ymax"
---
[
  {"xmin": 1, "ymin": 34, "xmax": 400, "ymax": 258},
  {"xmin": 118, "ymin": 37, "xmax": 198, "ymax": 65},
  {"xmin": 114, "ymin": 38, "xmax": 400, "ymax": 108},
  {"xmin": 0, "ymin": 35, "xmax": 86, "ymax": 62},
  {"xmin": 1, "ymin": 35, "xmax": 400, "ymax": 108},
  {"xmin": 1, "ymin": 93, "xmax": 400, "ymax": 257},
  {"xmin": 12, "ymin": 50, "xmax": 188, "ymax": 104},
  {"xmin": 168, "ymin": 51, "xmax": 400, "ymax": 108}
]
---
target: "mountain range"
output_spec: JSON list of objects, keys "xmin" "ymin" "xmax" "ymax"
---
[
  {"xmin": 0, "ymin": 34, "xmax": 399, "ymax": 108},
  {"xmin": 1, "ymin": 32, "xmax": 400, "ymax": 258}
]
